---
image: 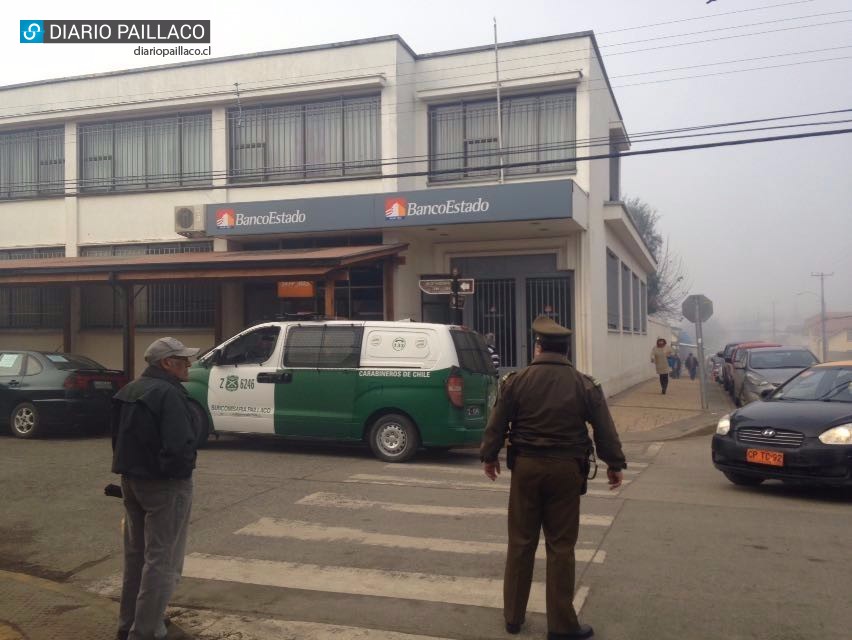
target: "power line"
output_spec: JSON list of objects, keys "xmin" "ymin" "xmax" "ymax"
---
[{"xmin": 1, "ymin": 13, "xmax": 849, "ymax": 119}]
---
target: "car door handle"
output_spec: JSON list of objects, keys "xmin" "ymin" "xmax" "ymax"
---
[
  {"xmin": 257, "ymin": 372, "xmax": 292, "ymax": 384},
  {"xmin": 7, "ymin": 380, "xmax": 20, "ymax": 387}
]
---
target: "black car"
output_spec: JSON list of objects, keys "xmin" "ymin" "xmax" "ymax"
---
[
  {"xmin": 0, "ymin": 351, "xmax": 128, "ymax": 438},
  {"xmin": 712, "ymin": 361, "xmax": 852, "ymax": 487}
]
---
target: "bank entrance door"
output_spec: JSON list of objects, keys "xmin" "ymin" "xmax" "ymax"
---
[{"xmin": 441, "ymin": 255, "xmax": 573, "ymax": 369}]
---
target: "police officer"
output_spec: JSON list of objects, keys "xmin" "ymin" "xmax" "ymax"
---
[{"xmin": 480, "ymin": 316, "xmax": 626, "ymax": 640}]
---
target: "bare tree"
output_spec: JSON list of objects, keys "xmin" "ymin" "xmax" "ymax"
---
[{"xmin": 624, "ymin": 196, "xmax": 689, "ymax": 319}]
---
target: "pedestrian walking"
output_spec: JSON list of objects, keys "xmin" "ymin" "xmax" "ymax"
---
[
  {"xmin": 480, "ymin": 316, "xmax": 626, "ymax": 640},
  {"xmin": 685, "ymin": 353, "xmax": 699, "ymax": 381},
  {"xmin": 673, "ymin": 353, "xmax": 683, "ymax": 379},
  {"xmin": 485, "ymin": 332, "xmax": 501, "ymax": 370},
  {"xmin": 111, "ymin": 337, "xmax": 201, "ymax": 640},
  {"xmin": 651, "ymin": 338, "xmax": 674, "ymax": 394}
]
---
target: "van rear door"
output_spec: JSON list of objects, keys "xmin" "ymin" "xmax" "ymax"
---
[{"xmin": 449, "ymin": 329, "xmax": 498, "ymax": 424}]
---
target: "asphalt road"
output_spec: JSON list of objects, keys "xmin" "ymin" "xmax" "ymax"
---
[{"xmin": 1, "ymin": 431, "xmax": 849, "ymax": 640}]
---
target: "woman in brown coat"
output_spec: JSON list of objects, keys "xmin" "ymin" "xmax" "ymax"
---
[{"xmin": 651, "ymin": 338, "xmax": 674, "ymax": 394}]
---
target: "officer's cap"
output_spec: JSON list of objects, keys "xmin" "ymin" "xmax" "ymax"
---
[
  {"xmin": 532, "ymin": 315, "xmax": 573, "ymax": 338},
  {"xmin": 144, "ymin": 337, "xmax": 200, "ymax": 364}
]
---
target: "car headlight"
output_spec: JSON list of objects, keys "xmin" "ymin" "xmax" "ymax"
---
[
  {"xmin": 716, "ymin": 414, "xmax": 731, "ymax": 435},
  {"xmin": 819, "ymin": 424, "xmax": 852, "ymax": 445},
  {"xmin": 746, "ymin": 372, "xmax": 772, "ymax": 387}
]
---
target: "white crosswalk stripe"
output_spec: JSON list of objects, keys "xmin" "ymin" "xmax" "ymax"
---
[
  {"xmin": 236, "ymin": 517, "xmax": 607, "ymax": 563},
  {"xmin": 388, "ymin": 463, "xmax": 640, "ymax": 478},
  {"xmin": 296, "ymin": 491, "xmax": 615, "ymax": 526},
  {"xmin": 345, "ymin": 473, "xmax": 621, "ymax": 497}
]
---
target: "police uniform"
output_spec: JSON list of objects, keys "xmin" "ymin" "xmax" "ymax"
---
[{"xmin": 480, "ymin": 316, "xmax": 626, "ymax": 640}]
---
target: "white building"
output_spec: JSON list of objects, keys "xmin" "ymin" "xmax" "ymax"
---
[{"xmin": 0, "ymin": 32, "xmax": 655, "ymax": 393}]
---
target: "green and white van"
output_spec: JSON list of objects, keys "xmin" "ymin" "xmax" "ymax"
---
[{"xmin": 184, "ymin": 321, "xmax": 498, "ymax": 462}]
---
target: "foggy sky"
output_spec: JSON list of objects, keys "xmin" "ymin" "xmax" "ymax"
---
[{"xmin": 5, "ymin": 0, "xmax": 851, "ymax": 344}]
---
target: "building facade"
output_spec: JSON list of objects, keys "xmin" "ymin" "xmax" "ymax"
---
[{"xmin": 0, "ymin": 32, "xmax": 655, "ymax": 393}]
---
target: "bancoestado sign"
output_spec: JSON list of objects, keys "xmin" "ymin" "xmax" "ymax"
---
[{"xmin": 205, "ymin": 180, "xmax": 573, "ymax": 236}]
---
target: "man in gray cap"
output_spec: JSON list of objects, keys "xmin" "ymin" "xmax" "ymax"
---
[
  {"xmin": 111, "ymin": 337, "xmax": 200, "ymax": 640},
  {"xmin": 480, "ymin": 316, "xmax": 626, "ymax": 640}
]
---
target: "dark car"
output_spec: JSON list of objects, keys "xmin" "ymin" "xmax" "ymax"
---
[
  {"xmin": 712, "ymin": 361, "xmax": 852, "ymax": 487},
  {"xmin": 722, "ymin": 341, "xmax": 780, "ymax": 398},
  {"xmin": 731, "ymin": 345, "xmax": 819, "ymax": 406},
  {"xmin": 717, "ymin": 341, "xmax": 746, "ymax": 393},
  {"xmin": 0, "ymin": 351, "xmax": 128, "ymax": 438}
]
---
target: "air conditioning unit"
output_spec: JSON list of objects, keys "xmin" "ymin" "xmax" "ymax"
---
[{"xmin": 174, "ymin": 205, "xmax": 205, "ymax": 238}]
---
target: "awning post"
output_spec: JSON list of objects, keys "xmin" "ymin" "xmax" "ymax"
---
[{"xmin": 122, "ymin": 284, "xmax": 136, "ymax": 377}]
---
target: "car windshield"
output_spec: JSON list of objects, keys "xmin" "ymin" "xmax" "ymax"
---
[
  {"xmin": 750, "ymin": 350, "xmax": 817, "ymax": 369},
  {"xmin": 44, "ymin": 353, "xmax": 108, "ymax": 370},
  {"xmin": 775, "ymin": 366, "xmax": 852, "ymax": 402}
]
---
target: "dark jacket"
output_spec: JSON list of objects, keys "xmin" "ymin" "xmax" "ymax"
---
[
  {"xmin": 480, "ymin": 352, "xmax": 626, "ymax": 469},
  {"xmin": 111, "ymin": 365, "xmax": 198, "ymax": 479}
]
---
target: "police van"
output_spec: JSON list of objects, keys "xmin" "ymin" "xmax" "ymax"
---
[{"xmin": 184, "ymin": 321, "xmax": 498, "ymax": 462}]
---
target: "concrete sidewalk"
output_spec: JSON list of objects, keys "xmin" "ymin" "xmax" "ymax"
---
[
  {"xmin": 609, "ymin": 374, "xmax": 734, "ymax": 443},
  {"xmin": 0, "ymin": 568, "xmax": 193, "ymax": 640}
]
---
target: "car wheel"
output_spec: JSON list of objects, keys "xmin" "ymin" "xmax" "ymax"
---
[
  {"xmin": 10, "ymin": 402, "xmax": 41, "ymax": 439},
  {"xmin": 368, "ymin": 413, "xmax": 420, "ymax": 463},
  {"xmin": 723, "ymin": 471, "xmax": 765, "ymax": 486},
  {"xmin": 188, "ymin": 402, "xmax": 211, "ymax": 449}
]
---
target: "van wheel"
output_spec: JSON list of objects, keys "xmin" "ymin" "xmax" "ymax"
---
[
  {"xmin": 189, "ymin": 402, "xmax": 211, "ymax": 449},
  {"xmin": 369, "ymin": 414, "xmax": 419, "ymax": 463},
  {"xmin": 10, "ymin": 402, "xmax": 41, "ymax": 439},
  {"xmin": 724, "ymin": 472, "xmax": 764, "ymax": 486}
]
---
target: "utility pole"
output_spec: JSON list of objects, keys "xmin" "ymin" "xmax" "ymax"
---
[{"xmin": 811, "ymin": 272, "xmax": 833, "ymax": 362}]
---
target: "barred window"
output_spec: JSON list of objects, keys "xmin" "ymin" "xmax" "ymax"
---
[
  {"xmin": 0, "ymin": 127, "xmax": 64, "ymax": 199},
  {"xmin": 0, "ymin": 247, "xmax": 65, "ymax": 260},
  {"xmin": 229, "ymin": 95, "xmax": 380, "ymax": 183},
  {"xmin": 80, "ymin": 242, "xmax": 214, "ymax": 328},
  {"xmin": 430, "ymin": 91, "xmax": 575, "ymax": 182},
  {"xmin": 621, "ymin": 264, "xmax": 631, "ymax": 332},
  {"xmin": 78, "ymin": 113, "xmax": 211, "ymax": 192},
  {"xmin": 632, "ymin": 273, "xmax": 640, "ymax": 332},
  {"xmin": 606, "ymin": 249, "xmax": 619, "ymax": 330},
  {"xmin": 0, "ymin": 286, "xmax": 65, "ymax": 328}
]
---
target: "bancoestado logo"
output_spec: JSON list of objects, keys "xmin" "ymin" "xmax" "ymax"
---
[
  {"xmin": 19, "ymin": 20, "xmax": 210, "ymax": 44},
  {"xmin": 384, "ymin": 196, "xmax": 490, "ymax": 220},
  {"xmin": 216, "ymin": 208, "xmax": 306, "ymax": 229}
]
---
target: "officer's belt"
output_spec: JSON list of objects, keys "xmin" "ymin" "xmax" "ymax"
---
[{"xmin": 510, "ymin": 444, "xmax": 585, "ymax": 460}]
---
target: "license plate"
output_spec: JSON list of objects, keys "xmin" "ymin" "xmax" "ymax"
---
[
  {"xmin": 93, "ymin": 380, "xmax": 114, "ymax": 390},
  {"xmin": 746, "ymin": 448, "xmax": 784, "ymax": 467}
]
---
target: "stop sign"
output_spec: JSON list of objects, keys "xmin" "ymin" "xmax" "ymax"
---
[{"xmin": 682, "ymin": 294, "xmax": 713, "ymax": 323}]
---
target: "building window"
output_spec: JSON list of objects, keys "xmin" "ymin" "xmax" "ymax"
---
[
  {"xmin": 78, "ymin": 113, "xmax": 211, "ymax": 192},
  {"xmin": 228, "ymin": 95, "xmax": 380, "ymax": 183},
  {"xmin": 0, "ymin": 247, "xmax": 65, "ymax": 260},
  {"xmin": 621, "ymin": 264, "xmax": 631, "ymax": 332},
  {"xmin": 80, "ymin": 242, "xmax": 214, "ymax": 328},
  {"xmin": 0, "ymin": 286, "xmax": 65, "ymax": 329},
  {"xmin": 632, "ymin": 273, "xmax": 640, "ymax": 332},
  {"xmin": 641, "ymin": 281, "xmax": 647, "ymax": 333},
  {"xmin": 429, "ymin": 91, "xmax": 576, "ymax": 182},
  {"xmin": 606, "ymin": 249, "xmax": 619, "ymax": 330},
  {"xmin": 0, "ymin": 127, "xmax": 64, "ymax": 199}
]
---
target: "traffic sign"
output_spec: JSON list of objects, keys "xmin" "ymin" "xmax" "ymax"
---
[
  {"xmin": 682, "ymin": 294, "xmax": 713, "ymax": 324},
  {"xmin": 418, "ymin": 278, "xmax": 475, "ymax": 295}
]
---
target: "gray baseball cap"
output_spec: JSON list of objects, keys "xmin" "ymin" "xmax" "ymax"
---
[{"xmin": 144, "ymin": 337, "xmax": 200, "ymax": 364}]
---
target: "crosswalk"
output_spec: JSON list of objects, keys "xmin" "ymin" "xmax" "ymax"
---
[{"xmin": 107, "ymin": 451, "xmax": 651, "ymax": 639}]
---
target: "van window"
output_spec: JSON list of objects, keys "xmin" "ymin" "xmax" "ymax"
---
[
  {"xmin": 284, "ymin": 325, "xmax": 363, "ymax": 368},
  {"xmin": 450, "ymin": 330, "xmax": 496, "ymax": 375},
  {"xmin": 221, "ymin": 326, "xmax": 281, "ymax": 365}
]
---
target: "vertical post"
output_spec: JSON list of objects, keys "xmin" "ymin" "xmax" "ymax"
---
[
  {"xmin": 213, "ymin": 283, "xmax": 223, "ymax": 345},
  {"xmin": 695, "ymin": 298, "xmax": 708, "ymax": 410},
  {"xmin": 62, "ymin": 287, "xmax": 72, "ymax": 353},
  {"xmin": 450, "ymin": 267, "xmax": 462, "ymax": 326},
  {"xmin": 383, "ymin": 259, "xmax": 395, "ymax": 321},
  {"xmin": 493, "ymin": 18, "xmax": 504, "ymax": 184},
  {"xmin": 122, "ymin": 284, "xmax": 136, "ymax": 378},
  {"xmin": 771, "ymin": 300, "xmax": 776, "ymax": 342},
  {"xmin": 324, "ymin": 278, "xmax": 335, "ymax": 319},
  {"xmin": 811, "ymin": 272, "xmax": 833, "ymax": 362}
]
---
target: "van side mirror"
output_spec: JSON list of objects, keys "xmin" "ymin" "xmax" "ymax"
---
[{"xmin": 760, "ymin": 388, "xmax": 774, "ymax": 399}]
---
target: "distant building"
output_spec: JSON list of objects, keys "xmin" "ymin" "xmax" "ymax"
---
[{"xmin": 802, "ymin": 313, "xmax": 852, "ymax": 361}]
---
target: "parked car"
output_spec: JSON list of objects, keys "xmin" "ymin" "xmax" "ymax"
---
[
  {"xmin": 731, "ymin": 346, "xmax": 819, "ymax": 406},
  {"xmin": 712, "ymin": 360, "xmax": 852, "ymax": 487},
  {"xmin": 0, "ymin": 351, "xmax": 128, "ymax": 438},
  {"xmin": 717, "ymin": 342, "xmax": 746, "ymax": 392},
  {"xmin": 722, "ymin": 341, "xmax": 780, "ymax": 398},
  {"xmin": 184, "ymin": 321, "xmax": 498, "ymax": 462}
]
